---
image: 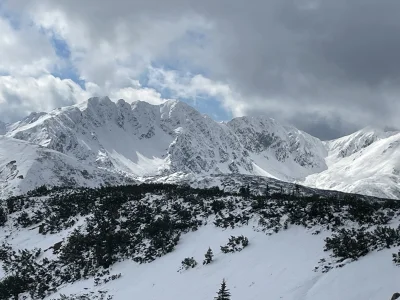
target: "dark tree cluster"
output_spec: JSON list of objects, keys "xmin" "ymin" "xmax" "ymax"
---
[
  {"xmin": 0, "ymin": 183, "xmax": 399, "ymax": 299},
  {"xmin": 392, "ymin": 250, "xmax": 400, "ymax": 266},
  {"xmin": 51, "ymin": 290, "xmax": 113, "ymax": 300},
  {"xmin": 220, "ymin": 235, "xmax": 249, "ymax": 253},
  {"xmin": 180, "ymin": 257, "xmax": 198, "ymax": 271},
  {"xmin": 325, "ymin": 226, "xmax": 400, "ymax": 261},
  {"xmin": 0, "ymin": 245, "xmax": 61, "ymax": 299}
]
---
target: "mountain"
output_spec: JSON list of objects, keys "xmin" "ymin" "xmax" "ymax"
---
[
  {"xmin": 303, "ymin": 127, "xmax": 400, "ymax": 199},
  {"xmin": 324, "ymin": 126, "xmax": 399, "ymax": 163},
  {"xmin": 1, "ymin": 96, "xmax": 400, "ymax": 199},
  {"xmin": 1, "ymin": 97, "xmax": 326, "ymax": 185},
  {"xmin": 1, "ymin": 98, "xmax": 400, "ymax": 299},
  {"xmin": 0, "ymin": 136, "xmax": 134, "ymax": 197},
  {"xmin": 227, "ymin": 116, "xmax": 327, "ymax": 180}
]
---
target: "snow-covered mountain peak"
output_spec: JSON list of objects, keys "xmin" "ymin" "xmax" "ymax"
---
[
  {"xmin": 227, "ymin": 115, "xmax": 327, "ymax": 180},
  {"xmin": 160, "ymin": 99, "xmax": 203, "ymax": 122},
  {"xmin": 326, "ymin": 126, "xmax": 400, "ymax": 163},
  {"xmin": 304, "ymin": 129, "xmax": 400, "ymax": 199}
]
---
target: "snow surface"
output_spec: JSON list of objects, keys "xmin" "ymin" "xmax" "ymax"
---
[{"xmin": 2, "ymin": 221, "xmax": 398, "ymax": 300}]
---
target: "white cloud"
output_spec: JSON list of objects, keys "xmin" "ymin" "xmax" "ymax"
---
[
  {"xmin": 4, "ymin": 0, "xmax": 400, "ymax": 138},
  {"xmin": 110, "ymin": 87, "xmax": 168, "ymax": 106},
  {"xmin": 0, "ymin": 75, "xmax": 89, "ymax": 122},
  {"xmin": 0, "ymin": 74, "xmax": 174, "ymax": 122},
  {"xmin": 147, "ymin": 67, "xmax": 247, "ymax": 117},
  {"xmin": 0, "ymin": 17, "xmax": 58, "ymax": 76},
  {"xmin": 18, "ymin": 1, "xmax": 211, "ymax": 89}
]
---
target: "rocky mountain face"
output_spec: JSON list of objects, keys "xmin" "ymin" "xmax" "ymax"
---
[
  {"xmin": 0, "ymin": 97, "xmax": 327, "ymax": 189},
  {"xmin": 227, "ymin": 116, "xmax": 327, "ymax": 180},
  {"xmin": 1, "ymin": 96, "xmax": 400, "ymax": 199}
]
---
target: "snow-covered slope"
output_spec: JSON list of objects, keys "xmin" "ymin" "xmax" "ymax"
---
[
  {"xmin": 304, "ymin": 128, "xmax": 400, "ymax": 199},
  {"xmin": 9, "ymin": 224, "xmax": 399, "ymax": 300},
  {"xmin": 57, "ymin": 226, "xmax": 398, "ymax": 300},
  {"xmin": 324, "ymin": 127, "xmax": 399, "ymax": 164},
  {"xmin": 228, "ymin": 116, "xmax": 327, "ymax": 180},
  {"xmin": 0, "ymin": 185, "xmax": 399, "ymax": 300},
  {"xmin": 0, "ymin": 136, "xmax": 134, "ymax": 197}
]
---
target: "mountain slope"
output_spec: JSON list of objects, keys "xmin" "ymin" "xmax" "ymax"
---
[
  {"xmin": 324, "ymin": 126, "xmax": 399, "ymax": 164},
  {"xmin": 228, "ymin": 116, "xmax": 327, "ymax": 180},
  {"xmin": 304, "ymin": 128, "xmax": 400, "ymax": 199},
  {"xmin": 52, "ymin": 225, "xmax": 397, "ymax": 300},
  {"xmin": 0, "ymin": 136, "xmax": 134, "ymax": 197}
]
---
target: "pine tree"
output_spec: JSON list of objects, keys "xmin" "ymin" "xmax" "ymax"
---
[
  {"xmin": 203, "ymin": 247, "xmax": 214, "ymax": 265},
  {"xmin": 214, "ymin": 279, "xmax": 230, "ymax": 300}
]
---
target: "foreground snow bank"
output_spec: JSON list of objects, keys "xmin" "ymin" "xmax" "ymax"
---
[{"xmin": 51, "ymin": 225, "xmax": 399, "ymax": 300}]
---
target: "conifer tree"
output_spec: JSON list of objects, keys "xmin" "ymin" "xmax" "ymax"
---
[
  {"xmin": 203, "ymin": 247, "xmax": 214, "ymax": 265},
  {"xmin": 215, "ymin": 279, "xmax": 230, "ymax": 300},
  {"xmin": 265, "ymin": 184, "xmax": 270, "ymax": 196}
]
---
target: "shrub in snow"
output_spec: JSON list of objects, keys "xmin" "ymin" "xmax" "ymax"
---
[
  {"xmin": 180, "ymin": 257, "xmax": 198, "ymax": 271},
  {"xmin": 392, "ymin": 250, "xmax": 400, "ymax": 266},
  {"xmin": 220, "ymin": 235, "xmax": 249, "ymax": 253},
  {"xmin": 53, "ymin": 290, "xmax": 113, "ymax": 300},
  {"xmin": 391, "ymin": 293, "xmax": 400, "ymax": 300},
  {"xmin": 325, "ymin": 226, "xmax": 400, "ymax": 262}
]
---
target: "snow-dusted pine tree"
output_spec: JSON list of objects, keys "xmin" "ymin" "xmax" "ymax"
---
[
  {"xmin": 214, "ymin": 279, "xmax": 230, "ymax": 300},
  {"xmin": 203, "ymin": 247, "xmax": 214, "ymax": 265}
]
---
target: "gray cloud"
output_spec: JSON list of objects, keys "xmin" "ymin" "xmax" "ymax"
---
[
  {"xmin": 193, "ymin": 0, "xmax": 400, "ymax": 138},
  {"xmin": 4, "ymin": 0, "xmax": 400, "ymax": 139}
]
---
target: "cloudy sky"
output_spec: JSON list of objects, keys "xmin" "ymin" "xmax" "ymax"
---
[{"xmin": 1, "ymin": 0, "xmax": 400, "ymax": 139}]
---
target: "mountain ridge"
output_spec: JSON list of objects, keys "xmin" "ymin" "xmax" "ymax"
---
[{"xmin": 1, "ymin": 96, "xmax": 400, "ymax": 199}]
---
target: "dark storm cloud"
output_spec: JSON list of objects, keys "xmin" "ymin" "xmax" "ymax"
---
[
  {"xmin": 5, "ymin": 0, "xmax": 400, "ymax": 138},
  {"xmin": 195, "ymin": 0, "xmax": 400, "ymax": 138}
]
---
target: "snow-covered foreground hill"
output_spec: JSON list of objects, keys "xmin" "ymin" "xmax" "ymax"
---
[
  {"xmin": 0, "ymin": 184, "xmax": 399, "ymax": 299},
  {"xmin": 9, "ymin": 225, "xmax": 396, "ymax": 300},
  {"xmin": 49, "ymin": 226, "xmax": 399, "ymax": 300}
]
